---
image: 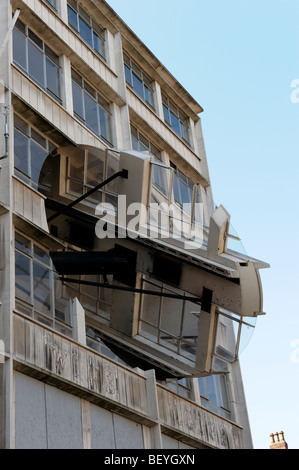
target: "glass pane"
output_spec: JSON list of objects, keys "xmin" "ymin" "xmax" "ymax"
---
[
  {"xmin": 79, "ymin": 17, "xmax": 92, "ymax": 47},
  {"xmin": 14, "ymin": 128, "xmax": 29, "ymax": 176},
  {"xmin": 46, "ymin": 0, "xmax": 57, "ymax": 9},
  {"xmin": 34, "ymin": 244, "xmax": 50, "ymax": 265},
  {"xmin": 181, "ymin": 301, "xmax": 200, "ymax": 358},
  {"xmin": 173, "ymin": 174, "xmax": 181, "ymax": 205},
  {"xmin": 131, "ymin": 136, "xmax": 139, "ymax": 151},
  {"xmin": 46, "ymin": 58, "xmax": 60, "ymax": 98},
  {"xmin": 144, "ymin": 85, "xmax": 153, "ymax": 106},
  {"xmin": 84, "ymin": 92, "xmax": 98, "ymax": 134},
  {"xmin": 30, "ymin": 140, "xmax": 48, "ymax": 190},
  {"xmin": 33, "ymin": 261, "xmax": 51, "ymax": 316},
  {"xmin": 86, "ymin": 150, "xmax": 104, "ymax": 186},
  {"xmin": 93, "ymin": 31, "xmax": 105, "ymax": 57},
  {"xmin": 28, "ymin": 41, "xmax": 44, "ymax": 87},
  {"xmin": 206, "ymin": 375, "xmax": 218, "ymax": 406},
  {"xmin": 214, "ymin": 314, "xmax": 237, "ymax": 362},
  {"xmin": 124, "ymin": 64, "xmax": 132, "ymax": 86},
  {"xmin": 160, "ymin": 294, "xmax": 183, "ymax": 337},
  {"xmin": 198, "ymin": 377, "xmax": 208, "ymax": 399},
  {"xmin": 67, "ymin": 6, "xmax": 78, "ymax": 30},
  {"xmin": 28, "ymin": 29, "xmax": 43, "ymax": 49},
  {"xmin": 15, "ymin": 252, "xmax": 31, "ymax": 303},
  {"xmin": 54, "ymin": 275, "xmax": 71, "ymax": 325},
  {"xmin": 170, "ymin": 111, "xmax": 181, "ymax": 136},
  {"xmin": 106, "ymin": 152, "xmax": 119, "ymax": 193},
  {"xmin": 15, "ymin": 232, "xmax": 31, "ymax": 255},
  {"xmin": 99, "ymin": 105, "xmax": 110, "ymax": 142},
  {"xmin": 67, "ymin": 150, "xmax": 84, "ymax": 181},
  {"xmin": 72, "ymin": 80, "xmax": 84, "ymax": 118},
  {"xmin": 13, "ymin": 28, "xmax": 27, "ymax": 70},
  {"xmin": 140, "ymin": 283, "xmax": 161, "ymax": 327},
  {"xmin": 181, "ymin": 120, "xmax": 190, "ymax": 143},
  {"xmin": 132, "ymin": 73, "xmax": 144, "ymax": 99}
]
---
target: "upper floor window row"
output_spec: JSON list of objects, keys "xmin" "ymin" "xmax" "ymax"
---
[
  {"xmin": 124, "ymin": 53, "xmax": 154, "ymax": 109},
  {"xmin": 67, "ymin": 0, "xmax": 106, "ymax": 60},
  {"xmin": 13, "ymin": 20, "xmax": 61, "ymax": 103}
]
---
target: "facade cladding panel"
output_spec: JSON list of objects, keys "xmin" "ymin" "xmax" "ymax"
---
[{"xmin": 0, "ymin": 0, "xmax": 268, "ymax": 449}]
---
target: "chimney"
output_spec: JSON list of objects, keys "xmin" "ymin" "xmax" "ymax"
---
[{"xmin": 269, "ymin": 431, "xmax": 288, "ymax": 449}]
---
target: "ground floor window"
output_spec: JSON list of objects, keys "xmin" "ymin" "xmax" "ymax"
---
[{"xmin": 198, "ymin": 374, "xmax": 231, "ymax": 419}]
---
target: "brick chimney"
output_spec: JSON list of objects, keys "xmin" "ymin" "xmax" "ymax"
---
[{"xmin": 269, "ymin": 431, "xmax": 288, "ymax": 449}]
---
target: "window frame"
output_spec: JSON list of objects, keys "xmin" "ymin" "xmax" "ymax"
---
[
  {"xmin": 124, "ymin": 53, "xmax": 155, "ymax": 109},
  {"xmin": 71, "ymin": 69, "xmax": 112, "ymax": 145},
  {"xmin": 13, "ymin": 114, "xmax": 57, "ymax": 191},
  {"xmin": 43, "ymin": 0, "xmax": 57, "ymax": 11},
  {"xmin": 64, "ymin": 145, "xmax": 119, "ymax": 207},
  {"xmin": 138, "ymin": 276, "xmax": 201, "ymax": 362},
  {"xmin": 162, "ymin": 93, "xmax": 191, "ymax": 145},
  {"xmin": 198, "ymin": 374, "xmax": 231, "ymax": 419},
  {"xmin": 13, "ymin": 19, "xmax": 62, "ymax": 103},
  {"xmin": 67, "ymin": 0, "xmax": 106, "ymax": 60},
  {"xmin": 14, "ymin": 231, "xmax": 72, "ymax": 336}
]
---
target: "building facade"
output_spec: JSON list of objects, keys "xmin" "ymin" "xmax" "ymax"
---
[{"xmin": 0, "ymin": 0, "xmax": 268, "ymax": 449}]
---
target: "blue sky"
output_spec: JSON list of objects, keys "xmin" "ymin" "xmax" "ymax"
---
[{"xmin": 107, "ymin": 0, "xmax": 299, "ymax": 449}]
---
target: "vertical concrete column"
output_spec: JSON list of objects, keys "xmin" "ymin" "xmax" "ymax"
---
[
  {"xmin": 59, "ymin": 0, "xmax": 68, "ymax": 24},
  {"xmin": 154, "ymin": 81, "xmax": 164, "ymax": 120},
  {"xmin": 81, "ymin": 399, "xmax": 91, "ymax": 449},
  {"xmin": 144, "ymin": 369, "xmax": 162, "ymax": 449},
  {"xmin": 72, "ymin": 298, "xmax": 86, "ymax": 346},
  {"xmin": 112, "ymin": 32, "xmax": 131, "ymax": 150},
  {"xmin": 0, "ymin": 0, "xmax": 15, "ymax": 449},
  {"xmin": 60, "ymin": 55, "xmax": 73, "ymax": 114},
  {"xmin": 193, "ymin": 118, "xmax": 211, "ymax": 183}
]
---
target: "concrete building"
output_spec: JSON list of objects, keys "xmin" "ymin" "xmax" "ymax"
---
[{"xmin": 0, "ymin": 0, "xmax": 269, "ymax": 449}]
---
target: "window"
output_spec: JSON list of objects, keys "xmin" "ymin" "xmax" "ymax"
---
[
  {"xmin": 72, "ymin": 69, "xmax": 112, "ymax": 144},
  {"xmin": 15, "ymin": 232, "xmax": 72, "ymax": 336},
  {"xmin": 86, "ymin": 325, "xmax": 127, "ymax": 365},
  {"xmin": 64, "ymin": 275, "xmax": 113, "ymax": 324},
  {"xmin": 67, "ymin": 0, "xmax": 106, "ymax": 59},
  {"xmin": 43, "ymin": 0, "xmax": 57, "ymax": 10},
  {"xmin": 65, "ymin": 146, "xmax": 119, "ymax": 207},
  {"xmin": 131, "ymin": 125, "xmax": 160, "ymax": 157},
  {"xmin": 13, "ymin": 19, "xmax": 61, "ymax": 102},
  {"xmin": 139, "ymin": 277, "xmax": 201, "ymax": 362},
  {"xmin": 198, "ymin": 374, "xmax": 231, "ymax": 419},
  {"xmin": 162, "ymin": 94, "xmax": 190, "ymax": 145},
  {"xmin": 131, "ymin": 125, "xmax": 169, "ymax": 196},
  {"xmin": 124, "ymin": 54, "xmax": 154, "ymax": 108},
  {"xmin": 14, "ymin": 114, "xmax": 56, "ymax": 190},
  {"xmin": 163, "ymin": 378, "xmax": 192, "ymax": 399},
  {"xmin": 171, "ymin": 163, "xmax": 194, "ymax": 215}
]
